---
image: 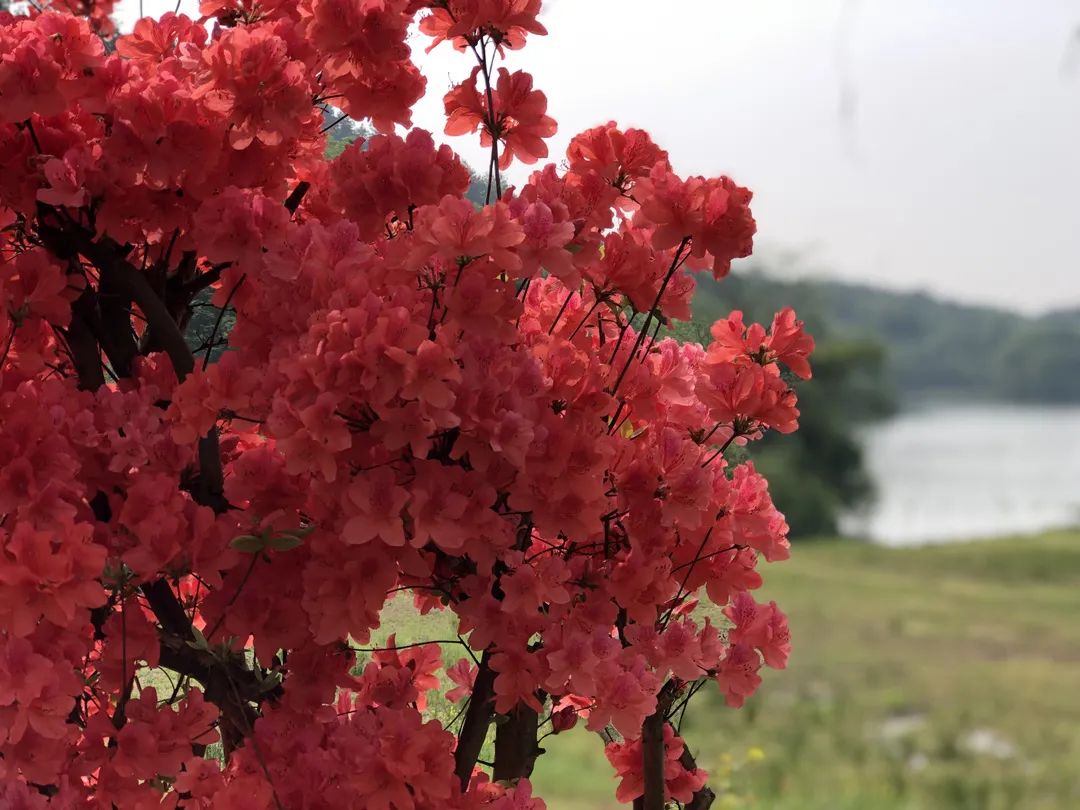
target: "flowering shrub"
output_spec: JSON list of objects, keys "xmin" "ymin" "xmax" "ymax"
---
[{"xmin": 0, "ymin": 1, "xmax": 813, "ymax": 808}]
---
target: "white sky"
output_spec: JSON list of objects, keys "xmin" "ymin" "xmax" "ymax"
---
[{"xmin": 118, "ymin": 0, "xmax": 1080, "ymax": 314}]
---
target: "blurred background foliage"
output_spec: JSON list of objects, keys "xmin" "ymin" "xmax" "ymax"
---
[
  {"xmin": 680, "ymin": 265, "xmax": 1080, "ymax": 536},
  {"xmin": 676, "ymin": 271, "xmax": 897, "ymax": 537}
]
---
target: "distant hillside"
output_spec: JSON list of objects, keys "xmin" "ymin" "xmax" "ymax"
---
[{"xmin": 693, "ymin": 270, "xmax": 1080, "ymax": 404}]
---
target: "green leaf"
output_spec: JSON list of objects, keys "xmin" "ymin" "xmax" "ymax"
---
[
  {"xmin": 229, "ymin": 534, "xmax": 265, "ymax": 553},
  {"xmin": 267, "ymin": 533, "xmax": 304, "ymax": 552},
  {"xmin": 259, "ymin": 671, "xmax": 284, "ymax": 692},
  {"xmin": 190, "ymin": 625, "xmax": 210, "ymax": 652}
]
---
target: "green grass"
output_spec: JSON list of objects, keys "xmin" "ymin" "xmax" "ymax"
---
[{"xmin": 525, "ymin": 530, "xmax": 1080, "ymax": 809}]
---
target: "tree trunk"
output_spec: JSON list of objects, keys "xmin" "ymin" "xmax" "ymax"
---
[
  {"xmin": 639, "ymin": 708, "xmax": 666, "ymax": 810},
  {"xmin": 493, "ymin": 701, "xmax": 540, "ymax": 782}
]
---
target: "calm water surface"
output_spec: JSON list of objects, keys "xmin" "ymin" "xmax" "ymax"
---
[{"xmin": 840, "ymin": 403, "xmax": 1080, "ymax": 546}]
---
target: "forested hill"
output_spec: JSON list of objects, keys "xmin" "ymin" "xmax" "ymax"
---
[{"xmin": 693, "ymin": 270, "xmax": 1080, "ymax": 404}]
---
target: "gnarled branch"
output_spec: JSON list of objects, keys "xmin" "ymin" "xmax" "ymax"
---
[{"xmin": 61, "ymin": 227, "xmax": 227, "ymax": 511}]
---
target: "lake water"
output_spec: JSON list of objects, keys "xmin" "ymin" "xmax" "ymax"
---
[{"xmin": 839, "ymin": 403, "xmax": 1080, "ymax": 546}]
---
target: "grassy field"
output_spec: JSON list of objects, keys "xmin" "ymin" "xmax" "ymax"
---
[{"xmin": 523, "ymin": 530, "xmax": 1080, "ymax": 810}]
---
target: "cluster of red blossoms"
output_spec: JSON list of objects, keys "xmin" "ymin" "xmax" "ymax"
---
[{"xmin": 0, "ymin": 0, "xmax": 813, "ymax": 808}]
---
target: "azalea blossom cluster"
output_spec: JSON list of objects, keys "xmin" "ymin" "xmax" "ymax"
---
[{"xmin": 0, "ymin": 1, "xmax": 813, "ymax": 808}]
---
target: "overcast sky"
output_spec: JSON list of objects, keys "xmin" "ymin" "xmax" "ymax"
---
[{"xmin": 120, "ymin": 0, "xmax": 1080, "ymax": 314}]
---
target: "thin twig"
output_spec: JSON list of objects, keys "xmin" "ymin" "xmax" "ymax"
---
[
  {"xmin": 201, "ymin": 274, "xmax": 245, "ymax": 371},
  {"xmin": 608, "ymin": 237, "xmax": 690, "ymax": 399},
  {"xmin": 204, "ymin": 553, "xmax": 259, "ymax": 641},
  {"xmin": 0, "ymin": 325, "xmax": 15, "ymax": 369},
  {"xmin": 659, "ymin": 529, "xmax": 715, "ymax": 632},
  {"xmin": 350, "ymin": 638, "xmax": 467, "ymax": 654},
  {"xmin": 547, "ymin": 289, "xmax": 576, "ymax": 335},
  {"xmin": 700, "ymin": 432, "xmax": 740, "ymax": 468},
  {"xmin": 321, "ymin": 113, "xmax": 351, "ymax": 134}
]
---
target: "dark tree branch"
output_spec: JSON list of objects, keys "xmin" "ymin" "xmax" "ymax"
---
[
  {"xmin": 29, "ymin": 189, "xmax": 349, "ymax": 762},
  {"xmin": 493, "ymin": 700, "xmax": 541, "ymax": 782},
  {"xmin": 65, "ymin": 288, "xmax": 106, "ymax": 391},
  {"xmin": 145, "ymin": 579, "xmax": 275, "ymax": 755},
  {"xmin": 284, "ymin": 181, "xmax": 310, "ymax": 215},
  {"xmin": 142, "ymin": 579, "xmax": 197, "ymax": 643},
  {"xmin": 635, "ymin": 682, "xmax": 682, "ymax": 810},
  {"xmin": 111, "ymin": 674, "xmax": 136, "ymax": 731},
  {"xmin": 35, "ymin": 212, "xmax": 265, "ymax": 756},
  {"xmin": 182, "ymin": 262, "xmax": 229, "ymax": 296},
  {"xmin": 141, "ymin": 250, "xmax": 199, "ymax": 354},
  {"xmin": 97, "ymin": 266, "xmax": 139, "ymax": 378},
  {"xmin": 454, "ymin": 648, "xmax": 496, "ymax": 790},
  {"xmin": 63, "ymin": 228, "xmax": 228, "ymax": 511},
  {"xmin": 679, "ymin": 741, "xmax": 716, "ymax": 810},
  {"xmin": 72, "ymin": 233, "xmax": 195, "ymax": 377},
  {"xmin": 637, "ymin": 707, "xmax": 667, "ymax": 810}
]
